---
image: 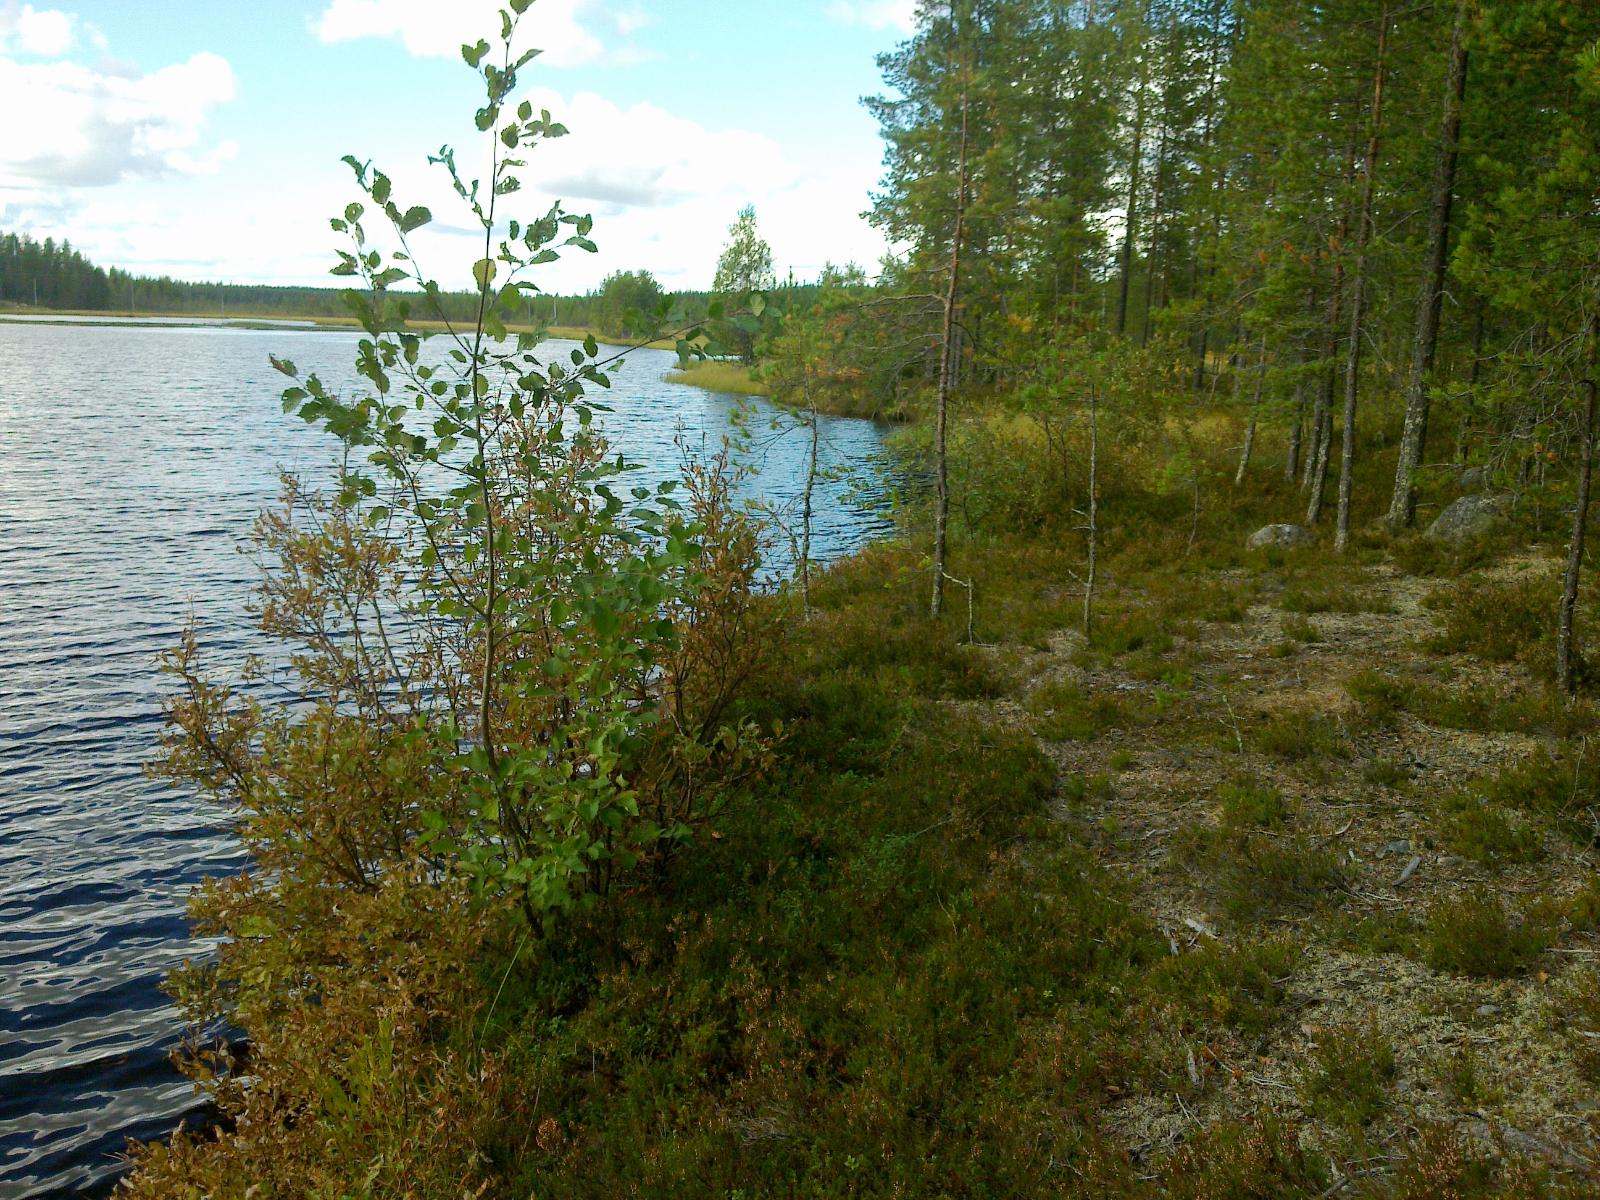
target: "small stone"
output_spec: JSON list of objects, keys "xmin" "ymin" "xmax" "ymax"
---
[
  {"xmin": 1385, "ymin": 839, "xmax": 1412, "ymax": 856},
  {"xmin": 1475, "ymin": 1004, "xmax": 1500, "ymax": 1018},
  {"xmin": 1426, "ymin": 494, "xmax": 1510, "ymax": 543},
  {"xmin": 1247, "ymin": 523, "xmax": 1315, "ymax": 550}
]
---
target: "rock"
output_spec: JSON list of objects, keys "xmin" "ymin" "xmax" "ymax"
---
[
  {"xmin": 1458, "ymin": 465, "xmax": 1488, "ymax": 492},
  {"xmin": 1247, "ymin": 523, "xmax": 1315, "ymax": 550},
  {"xmin": 1426, "ymin": 494, "xmax": 1510, "ymax": 543},
  {"xmin": 1475, "ymin": 1004, "xmax": 1500, "ymax": 1018}
]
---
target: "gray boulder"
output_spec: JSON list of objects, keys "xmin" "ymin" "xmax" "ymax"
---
[
  {"xmin": 1457, "ymin": 465, "xmax": 1488, "ymax": 492},
  {"xmin": 1426, "ymin": 494, "xmax": 1509, "ymax": 543},
  {"xmin": 1247, "ymin": 523, "xmax": 1315, "ymax": 550}
]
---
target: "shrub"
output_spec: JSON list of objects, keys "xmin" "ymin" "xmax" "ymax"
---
[
  {"xmin": 1090, "ymin": 607, "xmax": 1176, "ymax": 656},
  {"xmin": 1440, "ymin": 794, "xmax": 1544, "ymax": 867},
  {"xmin": 1158, "ymin": 1113, "xmax": 1328, "ymax": 1199},
  {"xmin": 1027, "ymin": 678, "xmax": 1137, "ymax": 741},
  {"xmin": 1282, "ymin": 614, "xmax": 1322, "ymax": 642},
  {"xmin": 1421, "ymin": 889, "xmax": 1555, "ymax": 977},
  {"xmin": 1252, "ymin": 709, "xmax": 1349, "ymax": 760},
  {"xmin": 1217, "ymin": 779, "xmax": 1290, "ymax": 830},
  {"xmin": 1425, "ymin": 572, "xmax": 1554, "ymax": 670},
  {"xmin": 1281, "ymin": 580, "xmax": 1394, "ymax": 614},
  {"xmin": 1298, "ymin": 1021, "xmax": 1396, "ymax": 1129},
  {"xmin": 1146, "ymin": 938, "xmax": 1301, "ymax": 1034}
]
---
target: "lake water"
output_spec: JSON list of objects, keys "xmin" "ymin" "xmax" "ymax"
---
[{"xmin": 0, "ymin": 320, "xmax": 890, "ymax": 1198}]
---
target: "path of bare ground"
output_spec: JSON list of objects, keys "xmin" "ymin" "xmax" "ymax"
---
[{"xmin": 960, "ymin": 550, "xmax": 1600, "ymax": 1188}]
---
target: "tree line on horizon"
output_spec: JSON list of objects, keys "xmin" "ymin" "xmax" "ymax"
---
[{"xmin": 0, "ymin": 226, "xmax": 822, "ymax": 341}]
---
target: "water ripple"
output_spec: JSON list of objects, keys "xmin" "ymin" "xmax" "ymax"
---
[{"xmin": 0, "ymin": 320, "xmax": 889, "ymax": 1197}]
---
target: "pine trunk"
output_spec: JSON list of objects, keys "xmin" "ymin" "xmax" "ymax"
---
[
  {"xmin": 1335, "ymin": 12, "xmax": 1390, "ymax": 552},
  {"xmin": 1388, "ymin": 0, "xmax": 1470, "ymax": 528},
  {"xmin": 1557, "ymin": 320, "xmax": 1599, "ymax": 693},
  {"xmin": 932, "ymin": 85, "xmax": 971, "ymax": 620},
  {"xmin": 1116, "ymin": 47, "xmax": 1148, "ymax": 338},
  {"xmin": 1236, "ymin": 343, "xmax": 1267, "ymax": 486}
]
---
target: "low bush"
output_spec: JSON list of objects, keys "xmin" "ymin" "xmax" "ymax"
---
[
  {"xmin": 1298, "ymin": 1021, "xmax": 1397, "ymax": 1129},
  {"xmin": 1146, "ymin": 937, "xmax": 1301, "ymax": 1035},
  {"xmin": 1421, "ymin": 888, "xmax": 1555, "ymax": 977}
]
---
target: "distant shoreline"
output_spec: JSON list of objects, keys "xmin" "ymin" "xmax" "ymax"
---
[{"xmin": 0, "ymin": 305, "xmax": 678, "ymax": 350}]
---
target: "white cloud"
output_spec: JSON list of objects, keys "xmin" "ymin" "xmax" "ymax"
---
[
  {"xmin": 312, "ymin": 0, "xmax": 651, "ymax": 67},
  {"xmin": 525, "ymin": 88, "xmax": 796, "ymax": 209},
  {"xmin": 0, "ymin": 50, "xmax": 237, "ymax": 188},
  {"xmin": 0, "ymin": 4, "xmax": 76, "ymax": 56},
  {"xmin": 825, "ymin": 0, "xmax": 917, "ymax": 33}
]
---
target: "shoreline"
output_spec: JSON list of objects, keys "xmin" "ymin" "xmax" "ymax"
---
[{"xmin": 0, "ymin": 306, "xmax": 678, "ymax": 350}]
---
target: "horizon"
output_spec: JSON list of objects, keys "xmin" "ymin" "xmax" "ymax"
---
[{"xmin": 0, "ymin": 1, "xmax": 913, "ymax": 294}]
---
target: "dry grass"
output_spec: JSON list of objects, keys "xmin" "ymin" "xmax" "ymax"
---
[{"xmin": 663, "ymin": 358, "xmax": 770, "ymax": 395}]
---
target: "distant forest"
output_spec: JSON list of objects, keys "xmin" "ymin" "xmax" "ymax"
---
[{"xmin": 0, "ymin": 229, "xmax": 822, "ymax": 337}]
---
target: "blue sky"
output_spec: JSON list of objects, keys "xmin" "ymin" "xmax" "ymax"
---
[{"xmin": 0, "ymin": 1, "xmax": 915, "ymax": 292}]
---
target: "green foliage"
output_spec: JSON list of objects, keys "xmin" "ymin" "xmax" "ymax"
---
[
  {"xmin": 1251, "ymin": 709, "xmax": 1349, "ymax": 761},
  {"xmin": 1217, "ymin": 779, "xmax": 1291, "ymax": 830},
  {"xmin": 1158, "ymin": 1113, "xmax": 1329, "ymax": 1199},
  {"xmin": 1426, "ymin": 572, "xmax": 1557, "ymax": 671},
  {"xmin": 593, "ymin": 267, "xmax": 665, "ymax": 339},
  {"xmin": 1027, "ymin": 677, "xmax": 1136, "ymax": 741},
  {"xmin": 1280, "ymin": 580, "xmax": 1394, "ymax": 615},
  {"xmin": 1421, "ymin": 888, "xmax": 1555, "ymax": 977},
  {"xmin": 1381, "ymin": 1124, "xmax": 1587, "ymax": 1200},
  {"xmin": 1299, "ymin": 1021, "xmax": 1397, "ymax": 1129},
  {"xmin": 1440, "ymin": 793, "xmax": 1545, "ymax": 867},
  {"xmin": 1172, "ymin": 821, "xmax": 1346, "ymax": 926},
  {"xmin": 1146, "ymin": 937, "xmax": 1301, "ymax": 1035}
]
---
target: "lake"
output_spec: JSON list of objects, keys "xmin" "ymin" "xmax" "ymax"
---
[{"xmin": 0, "ymin": 319, "xmax": 891, "ymax": 1198}]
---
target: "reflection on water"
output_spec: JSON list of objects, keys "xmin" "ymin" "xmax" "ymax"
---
[{"xmin": 0, "ymin": 322, "xmax": 889, "ymax": 1197}]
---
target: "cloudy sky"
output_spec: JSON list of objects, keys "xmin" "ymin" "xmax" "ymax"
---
[{"xmin": 0, "ymin": 0, "xmax": 916, "ymax": 292}]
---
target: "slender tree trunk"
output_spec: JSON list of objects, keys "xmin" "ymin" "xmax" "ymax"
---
[
  {"xmin": 1236, "ymin": 342, "xmax": 1267, "ymax": 486},
  {"xmin": 1335, "ymin": 21, "xmax": 1389, "ymax": 552},
  {"xmin": 1084, "ymin": 385, "xmax": 1099, "ymax": 638},
  {"xmin": 1116, "ymin": 36, "xmax": 1148, "ymax": 338},
  {"xmin": 799, "ymin": 382, "xmax": 819, "ymax": 612},
  {"xmin": 1558, "ymin": 318, "xmax": 1599, "ymax": 693},
  {"xmin": 1286, "ymin": 380, "xmax": 1306, "ymax": 483},
  {"xmin": 1388, "ymin": 0, "xmax": 1470, "ymax": 528},
  {"xmin": 1192, "ymin": 0, "xmax": 1226, "ymax": 389},
  {"xmin": 1306, "ymin": 245, "xmax": 1349, "ymax": 515},
  {"xmin": 932, "ymin": 84, "xmax": 971, "ymax": 620},
  {"xmin": 1306, "ymin": 138, "xmax": 1359, "ymax": 511},
  {"xmin": 1141, "ymin": 121, "xmax": 1169, "ymax": 347},
  {"xmin": 1457, "ymin": 302, "xmax": 1487, "ymax": 463}
]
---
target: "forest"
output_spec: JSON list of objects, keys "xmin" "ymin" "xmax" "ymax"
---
[
  {"xmin": 0, "ymin": 226, "xmax": 821, "ymax": 341},
  {"xmin": 119, "ymin": 1, "xmax": 1600, "ymax": 1196}
]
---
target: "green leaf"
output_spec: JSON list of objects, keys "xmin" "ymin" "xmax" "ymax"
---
[
  {"xmin": 461, "ymin": 38, "xmax": 490, "ymax": 67},
  {"xmin": 473, "ymin": 257, "xmax": 498, "ymax": 290},
  {"xmin": 399, "ymin": 205, "xmax": 431, "ymax": 233},
  {"xmin": 371, "ymin": 171, "xmax": 391, "ymax": 205}
]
